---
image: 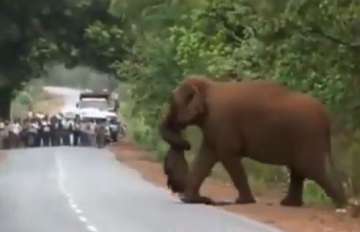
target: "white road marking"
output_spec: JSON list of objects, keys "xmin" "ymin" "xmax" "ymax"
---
[
  {"xmin": 70, "ymin": 202, "xmax": 78, "ymax": 210},
  {"xmin": 56, "ymin": 155, "xmax": 99, "ymax": 232},
  {"xmin": 75, "ymin": 208, "xmax": 83, "ymax": 214},
  {"xmin": 79, "ymin": 216, "xmax": 88, "ymax": 223},
  {"xmin": 86, "ymin": 225, "xmax": 98, "ymax": 232}
]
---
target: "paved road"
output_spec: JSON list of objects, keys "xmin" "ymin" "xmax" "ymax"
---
[
  {"xmin": 0, "ymin": 147, "xmax": 283, "ymax": 232},
  {"xmin": 0, "ymin": 87, "xmax": 283, "ymax": 232}
]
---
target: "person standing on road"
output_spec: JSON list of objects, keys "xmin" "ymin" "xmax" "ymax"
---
[
  {"xmin": 50, "ymin": 114, "xmax": 61, "ymax": 146},
  {"xmin": 2, "ymin": 121, "xmax": 11, "ymax": 149},
  {"xmin": 89, "ymin": 120, "xmax": 97, "ymax": 147},
  {"xmin": 95, "ymin": 122, "xmax": 107, "ymax": 148},
  {"xmin": 37, "ymin": 113, "xmax": 45, "ymax": 147},
  {"xmin": 8, "ymin": 118, "xmax": 22, "ymax": 148},
  {"xmin": 27, "ymin": 118, "xmax": 40, "ymax": 147},
  {"xmin": 73, "ymin": 115, "xmax": 81, "ymax": 146},
  {"xmin": 41, "ymin": 114, "xmax": 51, "ymax": 147},
  {"xmin": 67, "ymin": 118, "xmax": 75, "ymax": 146},
  {"xmin": 14, "ymin": 119, "xmax": 23, "ymax": 147},
  {"xmin": 80, "ymin": 121, "xmax": 89, "ymax": 146},
  {"xmin": 61, "ymin": 117, "xmax": 71, "ymax": 146},
  {"xmin": 35, "ymin": 115, "xmax": 43, "ymax": 147},
  {"xmin": 8, "ymin": 121, "xmax": 17, "ymax": 149},
  {"xmin": 0, "ymin": 121, "xmax": 7, "ymax": 149},
  {"xmin": 21, "ymin": 117, "xmax": 30, "ymax": 147}
]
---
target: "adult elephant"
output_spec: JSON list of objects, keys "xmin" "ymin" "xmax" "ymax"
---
[{"xmin": 159, "ymin": 75, "xmax": 347, "ymax": 208}]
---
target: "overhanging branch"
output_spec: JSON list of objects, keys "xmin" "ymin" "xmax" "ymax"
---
[{"xmin": 305, "ymin": 27, "xmax": 360, "ymax": 49}]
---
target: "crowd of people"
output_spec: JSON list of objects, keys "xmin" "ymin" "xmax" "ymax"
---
[{"xmin": 0, "ymin": 111, "xmax": 124, "ymax": 149}]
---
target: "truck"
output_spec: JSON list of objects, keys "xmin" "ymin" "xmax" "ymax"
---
[
  {"xmin": 75, "ymin": 90, "xmax": 124, "ymax": 143},
  {"xmin": 76, "ymin": 90, "xmax": 119, "ymax": 112}
]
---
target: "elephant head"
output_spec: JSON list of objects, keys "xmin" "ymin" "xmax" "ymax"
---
[
  {"xmin": 169, "ymin": 77, "xmax": 208, "ymax": 127},
  {"xmin": 159, "ymin": 77, "xmax": 209, "ymax": 148}
]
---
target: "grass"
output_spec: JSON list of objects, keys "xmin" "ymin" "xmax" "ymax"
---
[{"xmin": 303, "ymin": 181, "xmax": 333, "ymax": 206}]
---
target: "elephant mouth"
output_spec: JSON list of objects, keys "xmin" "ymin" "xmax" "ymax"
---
[{"xmin": 159, "ymin": 119, "xmax": 191, "ymax": 151}]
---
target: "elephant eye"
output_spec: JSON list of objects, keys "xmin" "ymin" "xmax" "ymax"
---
[{"xmin": 184, "ymin": 92, "xmax": 194, "ymax": 104}]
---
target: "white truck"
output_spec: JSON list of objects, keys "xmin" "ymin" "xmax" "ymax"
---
[{"xmin": 75, "ymin": 90, "xmax": 124, "ymax": 143}]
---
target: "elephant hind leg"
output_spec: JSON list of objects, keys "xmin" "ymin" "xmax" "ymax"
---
[{"xmin": 281, "ymin": 168, "xmax": 304, "ymax": 207}]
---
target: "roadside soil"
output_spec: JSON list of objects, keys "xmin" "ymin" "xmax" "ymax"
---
[
  {"xmin": 0, "ymin": 152, "xmax": 6, "ymax": 163},
  {"xmin": 110, "ymin": 139, "xmax": 360, "ymax": 232}
]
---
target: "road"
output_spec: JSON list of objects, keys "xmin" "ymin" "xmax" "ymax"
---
[{"xmin": 0, "ymin": 87, "xmax": 283, "ymax": 232}]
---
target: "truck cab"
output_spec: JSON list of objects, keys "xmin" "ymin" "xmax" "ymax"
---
[{"xmin": 76, "ymin": 92, "xmax": 112, "ymax": 111}]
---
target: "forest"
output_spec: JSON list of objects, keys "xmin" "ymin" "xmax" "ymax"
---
[
  {"xmin": 113, "ymin": 0, "xmax": 360, "ymax": 205},
  {"xmin": 1, "ymin": 0, "xmax": 359, "ymax": 205}
]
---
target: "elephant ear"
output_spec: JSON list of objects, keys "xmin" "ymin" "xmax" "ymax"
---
[{"xmin": 176, "ymin": 80, "xmax": 207, "ymax": 124}]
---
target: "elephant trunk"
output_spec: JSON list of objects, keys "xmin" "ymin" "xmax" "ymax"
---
[
  {"xmin": 160, "ymin": 107, "xmax": 191, "ymax": 194},
  {"xmin": 159, "ymin": 108, "xmax": 191, "ymax": 150}
]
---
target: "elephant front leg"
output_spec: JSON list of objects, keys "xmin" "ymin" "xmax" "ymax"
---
[
  {"xmin": 221, "ymin": 157, "xmax": 256, "ymax": 204},
  {"xmin": 181, "ymin": 145, "xmax": 217, "ymax": 205},
  {"xmin": 281, "ymin": 168, "xmax": 304, "ymax": 207}
]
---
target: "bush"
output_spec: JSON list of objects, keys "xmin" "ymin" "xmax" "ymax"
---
[{"xmin": 303, "ymin": 181, "xmax": 332, "ymax": 206}]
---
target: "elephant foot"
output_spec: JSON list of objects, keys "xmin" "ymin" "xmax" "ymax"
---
[
  {"xmin": 280, "ymin": 197, "xmax": 303, "ymax": 207},
  {"xmin": 236, "ymin": 195, "xmax": 256, "ymax": 204},
  {"xmin": 180, "ymin": 195, "xmax": 214, "ymax": 205}
]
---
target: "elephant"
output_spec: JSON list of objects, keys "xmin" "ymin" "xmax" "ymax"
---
[{"xmin": 159, "ymin": 75, "xmax": 347, "ymax": 207}]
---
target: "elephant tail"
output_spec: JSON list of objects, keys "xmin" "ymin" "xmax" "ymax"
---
[
  {"xmin": 326, "ymin": 127, "xmax": 341, "ymax": 177},
  {"xmin": 325, "ymin": 127, "xmax": 348, "ymax": 207},
  {"xmin": 326, "ymin": 128, "xmax": 339, "ymax": 178}
]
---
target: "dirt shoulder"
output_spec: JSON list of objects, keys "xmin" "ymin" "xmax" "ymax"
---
[
  {"xmin": 0, "ymin": 152, "xmax": 7, "ymax": 167},
  {"xmin": 110, "ymin": 140, "xmax": 360, "ymax": 232}
]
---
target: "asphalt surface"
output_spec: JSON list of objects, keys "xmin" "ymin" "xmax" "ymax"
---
[
  {"xmin": 0, "ymin": 147, "xmax": 283, "ymax": 232},
  {"xmin": 0, "ymin": 87, "xmax": 284, "ymax": 232}
]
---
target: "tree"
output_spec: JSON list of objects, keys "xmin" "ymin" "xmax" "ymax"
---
[{"xmin": 0, "ymin": 0, "xmax": 129, "ymax": 119}]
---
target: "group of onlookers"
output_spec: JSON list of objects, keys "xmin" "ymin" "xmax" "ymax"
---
[{"xmin": 0, "ymin": 111, "xmax": 125, "ymax": 149}]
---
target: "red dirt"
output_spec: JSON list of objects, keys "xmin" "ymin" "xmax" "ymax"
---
[
  {"xmin": 110, "ymin": 140, "xmax": 360, "ymax": 232},
  {"xmin": 0, "ymin": 152, "xmax": 7, "ymax": 169}
]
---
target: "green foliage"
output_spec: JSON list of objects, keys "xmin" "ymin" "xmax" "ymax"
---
[
  {"xmin": 111, "ymin": 0, "xmax": 360, "ymax": 204},
  {"xmin": 0, "ymin": 0, "xmax": 126, "ymax": 103},
  {"xmin": 303, "ymin": 181, "xmax": 332, "ymax": 206},
  {"xmin": 334, "ymin": 131, "xmax": 360, "ymax": 198},
  {"xmin": 11, "ymin": 79, "xmax": 45, "ymax": 118}
]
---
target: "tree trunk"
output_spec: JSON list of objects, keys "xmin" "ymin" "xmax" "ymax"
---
[{"xmin": 0, "ymin": 88, "xmax": 13, "ymax": 120}]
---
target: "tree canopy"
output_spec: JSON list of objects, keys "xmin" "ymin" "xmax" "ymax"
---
[
  {"xmin": 109, "ymin": 0, "xmax": 360, "ymax": 199},
  {"xmin": 0, "ymin": 0, "xmax": 128, "ymax": 118}
]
